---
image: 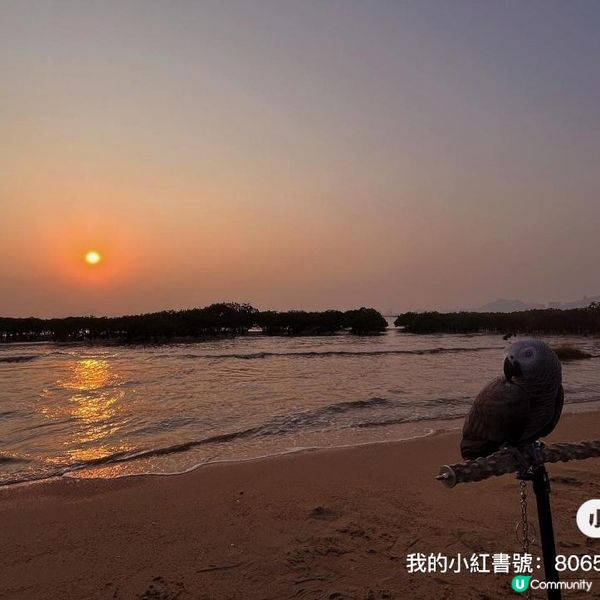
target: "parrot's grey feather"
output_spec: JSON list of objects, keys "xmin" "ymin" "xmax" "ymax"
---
[
  {"xmin": 519, "ymin": 385, "xmax": 564, "ymax": 442},
  {"xmin": 529, "ymin": 384, "xmax": 564, "ymax": 441},
  {"xmin": 461, "ymin": 377, "xmax": 530, "ymax": 460}
]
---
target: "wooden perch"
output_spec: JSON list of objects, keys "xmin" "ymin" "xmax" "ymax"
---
[{"xmin": 436, "ymin": 440, "xmax": 600, "ymax": 488}]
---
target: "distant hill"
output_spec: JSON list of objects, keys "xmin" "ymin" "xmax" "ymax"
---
[
  {"xmin": 475, "ymin": 294, "xmax": 600, "ymax": 313},
  {"xmin": 553, "ymin": 295, "xmax": 600, "ymax": 310},
  {"xmin": 476, "ymin": 299, "xmax": 544, "ymax": 312}
]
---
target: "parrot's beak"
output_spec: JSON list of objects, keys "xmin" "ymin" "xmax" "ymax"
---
[{"xmin": 503, "ymin": 356, "xmax": 522, "ymax": 381}]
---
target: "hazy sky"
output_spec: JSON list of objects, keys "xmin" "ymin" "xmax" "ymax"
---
[{"xmin": 2, "ymin": 1, "xmax": 600, "ymax": 317}]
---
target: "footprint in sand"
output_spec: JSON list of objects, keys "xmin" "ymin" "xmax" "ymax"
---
[
  {"xmin": 137, "ymin": 576, "xmax": 186, "ymax": 600},
  {"xmin": 309, "ymin": 505, "xmax": 338, "ymax": 520}
]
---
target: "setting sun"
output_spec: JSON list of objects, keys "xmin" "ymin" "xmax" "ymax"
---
[{"xmin": 85, "ymin": 250, "xmax": 102, "ymax": 265}]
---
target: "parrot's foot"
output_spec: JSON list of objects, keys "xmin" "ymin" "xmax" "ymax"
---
[{"xmin": 500, "ymin": 443, "xmax": 531, "ymax": 478}]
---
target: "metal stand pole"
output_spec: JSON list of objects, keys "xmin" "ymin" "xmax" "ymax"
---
[{"xmin": 531, "ymin": 465, "xmax": 561, "ymax": 600}]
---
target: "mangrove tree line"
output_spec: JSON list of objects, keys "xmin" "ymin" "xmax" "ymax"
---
[{"xmin": 0, "ymin": 304, "xmax": 389, "ymax": 342}]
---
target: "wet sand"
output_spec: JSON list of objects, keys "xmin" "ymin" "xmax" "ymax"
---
[{"xmin": 1, "ymin": 411, "xmax": 600, "ymax": 599}]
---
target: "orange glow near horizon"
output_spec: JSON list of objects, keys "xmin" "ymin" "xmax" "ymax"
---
[
  {"xmin": 85, "ymin": 250, "xmax": 102, "ymax": 265},
  {"xmin": 38, "ymin": 206, "xmax": 152, "ymax": 288}
]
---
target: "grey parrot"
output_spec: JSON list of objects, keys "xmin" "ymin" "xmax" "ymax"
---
[{"xmin": 461, "ymin": 339, "xmax": 563, "ymax": 460}]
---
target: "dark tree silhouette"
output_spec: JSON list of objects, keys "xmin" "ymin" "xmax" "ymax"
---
[
  {"xmin": 0, "ymin": 304, "xmax": 388, "ymax": 342},
  {"xmin": 394, "ymin": 303, "xmax": 600, "ymax": 335},
  {"xmin": 343, "ymin": 307, "xmax": 388, "ymax": 334}
]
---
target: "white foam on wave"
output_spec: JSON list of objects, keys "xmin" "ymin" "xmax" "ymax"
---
[{"xmin": 61, "ymin": 422, "xmax": 454, "ymax": 483}]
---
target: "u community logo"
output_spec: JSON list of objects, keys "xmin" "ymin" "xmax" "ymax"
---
[
  {"xmin": 512, "ymin": 576, "xmax": 532, "ymax": 593},
  {"xmin": 512, "ymin": 575, "xmax": 592, "ymax": 594}
]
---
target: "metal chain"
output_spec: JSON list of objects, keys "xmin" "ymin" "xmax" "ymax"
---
[
  {"xmin": 519, "ymin": 480, "xmax": 530, "ymax": 554},
  {"xmin": 518, "ymin": 479, "xmax": 532, "ymax": 599}
]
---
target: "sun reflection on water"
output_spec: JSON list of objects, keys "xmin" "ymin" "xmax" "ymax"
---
[
  {"xmin": 39, "ymin": 357, "xmax": 133, "ymax": 464},
  {"xmin": 64, "ymin": 358, "xmax": 113, "ymax": 391},
  {"xmin": 66, "ymin": 359, "xmax": 122, "ymax": 433}
]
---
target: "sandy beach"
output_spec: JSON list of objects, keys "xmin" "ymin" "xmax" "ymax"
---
[{"xmin": 1, "ymin": 411, "xmax": 599, "ymax": 600}]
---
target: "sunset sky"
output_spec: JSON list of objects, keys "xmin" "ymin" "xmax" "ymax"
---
[{"xmin": 2, "ymin": 1, "xmax": 600, "ymax": 317}]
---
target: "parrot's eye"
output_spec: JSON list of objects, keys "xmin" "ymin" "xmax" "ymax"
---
[{"xmin": 524, "ymin": 349, "xmax": 534, "ymax": 359}]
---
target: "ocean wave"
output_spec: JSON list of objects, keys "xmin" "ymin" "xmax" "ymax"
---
[
  {"xmin": 352, "ymin": 412, "xmax": 463, "ymax": 429},
  {"xmin": 0, "ymin": 355, "xmax": 38, "ymax": 363},
  {"xmin": 0, "ymin": 410, "xmax": 21, "ymax": 418},
  {"xmin": 12, "ymin": 417, "xmax": 75, "ymax": 434},
  {"xmin": 563, "ymin": 395, "xmax": 600, "ymax": 406},
  {"xmin": 3, "ymin": 391, "xmax": 599, "ymax": 488},
  {"xmin": 0, "ymin": 454, "xmax": 31, "ymax": 465},
  {"xmin": 421, "ymin": 395, "xmax": 472, "ymax": 407},
  {"xmin": 162, "ymin": 346, "xmax": 501, "ymax": 361},
  {"xmin": 0, "ymin": 396, "xmax": 395, "ymax": 486},
  {"xmin": 0, "ymin": 351, "xmax": 89, "ymax": 363}
]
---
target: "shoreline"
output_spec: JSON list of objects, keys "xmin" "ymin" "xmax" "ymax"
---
[
  {"xmin": 0, "ymin": 417, "xmax": 456, "ymax": 490},
  {"xmin": 4, "ymin": 397, "xmax": 600, "ymax": 491},
  {"xmin": 4, "ymin": 397, "xmax": 600, "ymax": 490},
  {"xmin": 1, "ymin": 411, "xmax": 600, "ymax": 599}
]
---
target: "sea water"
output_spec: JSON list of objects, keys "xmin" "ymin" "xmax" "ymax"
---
[{"xmin": 1, "ymin": 325, "xmax": 599, "ymax": 486}]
